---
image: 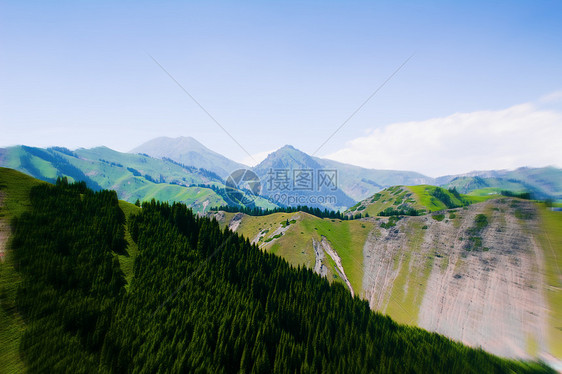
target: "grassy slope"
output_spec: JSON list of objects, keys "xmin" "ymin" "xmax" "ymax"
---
[
  {"xmin": 0, "ymin": 168, "xmax": 43, "ymax": 374},
  {"xmin": 117, "ymin": 201, "xmax": 141, "ymax": 288},
  {"xmin": 346, "ymin": 185, "xmax": 488, "ymax": 218},
  {"xmin": 0, "ymin": 169, "xmax": 144, "ymax": 373},
  {"xmin": 536, "ymin": 204, "xmax": 562, "ymax": 357},
  {"xmin": 234, "ymin": 212, "xmax": 372, "ymax": 294},
  {"xmin": 299, "ymin": 216, "xmax": 372, "ymax": 294}
]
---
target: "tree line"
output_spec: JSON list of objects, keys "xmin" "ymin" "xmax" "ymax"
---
[{"xmin": 211, "ymin": 204, "xmax": 353, "ymax": 220}]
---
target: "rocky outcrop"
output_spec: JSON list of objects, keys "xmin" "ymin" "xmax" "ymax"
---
[
  {"xmin": 228, "ymin": 212, "xmax": 244, "ymax": 232},
  {"xmin": 312, "ymin": 238, "xmax": 328, "ymax": 278},
  {"xmin": 319, "ymin": 236, "xmax": 354, "ymax": 297}
]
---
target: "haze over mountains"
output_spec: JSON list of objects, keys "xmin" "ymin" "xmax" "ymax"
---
[
  {"xmin": 1, "ymin": 136, "xmax": 561, "ymax": 213},
  {"xmin": 131, "ymin": 136, "xmax": 562, "ymax": 202},
  {"xmin": 131, "ymin": 136, "xmax": 246, "ymax": 178}
]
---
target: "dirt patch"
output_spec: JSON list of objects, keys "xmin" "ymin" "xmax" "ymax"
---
[
  {"xmin": 208, "ymin": 210, "xmax": 225, "ymax": 222},
  {"xmin": 363, "ymin": 225, "xmax": 409, "ymax": 314},
  {"xmin": 228, "ymin": 212, "xmax": 244, "ymax": 232}
]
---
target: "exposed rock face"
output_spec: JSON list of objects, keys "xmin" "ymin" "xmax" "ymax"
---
[
  {"xmin": 312, "ymin": 238, "xmax": 328, "ymax": 278},
  {"xmin": 314, "ymin": 236, "xmax": 354, "ymax": 296},
  {"xmin": 228, "ymin": 213, "xmax": 244, "ymax": 232},
  {"xmin": 362, "ymin": 199, "xmax": 551, "ymax": 360},
  {"xmin": 210, "ymin": 200, "xmax": 561, "ymax": 364}
]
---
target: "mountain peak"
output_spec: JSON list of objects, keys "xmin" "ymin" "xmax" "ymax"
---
[
  {"xmin": 254, "ymin": 144, "xmax": 321, "ymax": 173},
  {"xmin": 270, "ymin": 144, "xmax": 306, "ymax": 156},
  {"xmin": 129, "ymin": 136, "xmax": 246, "ymax": 177},
  {"xmin": 279, "ymin": 144, "xmax": 297, "ymax": 151}
]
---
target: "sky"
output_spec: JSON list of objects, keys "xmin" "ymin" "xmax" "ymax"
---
[{"xmin": 1, "ymin": 0, "xmax": 561, "ymax": 177}]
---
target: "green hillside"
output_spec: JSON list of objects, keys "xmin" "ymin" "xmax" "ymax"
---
[
  {"xmin": 1, "ymin": 174, "xmax": 550, "ymax": 372},
  {"xmin": 0, "ymin": 168, "xmax": 43, "ymax": 373},
  {"xmin": 345, "ymin": 185, "xmax": 485, "ymax": 218},
  {"xmin": 228, "ymin": 212, "xmax": 373, "ymax": 294},
  {"xmin": 0, "ymin": 146, "xmax": 276, "ymax": 213}
]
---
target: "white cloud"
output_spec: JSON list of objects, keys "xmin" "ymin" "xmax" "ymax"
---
[
  {"xmin": 237, "ymin": 149, "xmax": 276, "ymax": 167},
  {"xmin": 539, "ymin": 90, "xmax": 562, "ymax": 104},
  {"xmin": 324, "ymin": 98, "xmax": 562, "ymax": 177}
]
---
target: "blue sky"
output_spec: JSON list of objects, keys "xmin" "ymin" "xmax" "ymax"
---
[{"xmin": 1, "ymin": 1, "xmax": 561, "ymax": 175}]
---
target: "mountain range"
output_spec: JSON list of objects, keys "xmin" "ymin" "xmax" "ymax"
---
[{"xmin": 1, "ymin": 136, "xmax": 561, "ymax": 213}]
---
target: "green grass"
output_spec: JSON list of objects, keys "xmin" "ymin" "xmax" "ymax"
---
[
  {"xmin": 234, "ymin": 212, "xmax": 373, "ymax": 294},
  {"xmin": 299, "ymin": 216, "xmax": 372, "ymax": 294},
  {"xmin": 536, "ymin": 204, "xmax": 562, "ymax": 357},
  {"xmin": 0, "ymin": 250, "xmax": 26, "ymax": 374},
  {"xmin": 269, "ymin": 225, "xmax": 317, "ymax": 270},
  {"xmin": 408, "ymin": 185, "xmax": 463, "ymax": 211},
  {"xmin": 467, "ymin": 187, "xmax": 505, "ymax": 197},
  {"xmin": 0, "ymin": 167, "xmax": 43, "ymax": 219},
  {"xmin": 432, "ymin": 214, "xmax": 445, "ymax": 221},
  {"xmin": 236, "ymin": 213, "xmax": 293, "ymax": 241},
  {"xmin": 0, "ymin": 168, "xmax": 42, "ymax": 373},
  {"xmin": 527, "ymin": 334, "xmax": 539, "ymax": 358},
  {"xmin": 117, "ymin": 201, "xmax": 141, "ymax": 288},
  {"xmin": 347, "ymin": 184, "xmax": 484, "ymax": 218},
  {"xmin": 346, "ymin": 186, "xmax": 415, "ymax": 217}
]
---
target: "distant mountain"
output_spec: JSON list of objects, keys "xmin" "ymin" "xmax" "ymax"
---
[
  {"xmin": 252, "ymin": 145, "xmax": 435, "ymax": 210},
  {"xmin": 2, "ymin": 139, "xmax": 560, "ymax": 213},
  {"xmin": 0, "ymin": 145, "xmax": 276, "ymax": 212},
  {"xmin": 130, "ymin": 136, "xmax": 246, "ymax": 178},
  {"xmin": 438, "ymin": 167, "xmax": 562, "ymax": 200},
  {"xmin": 316, "ymin": 157, "xmax": 434, "ymax": 200},
  {"xmin": 252, "ymin": 145, "xmax": 356, "ymax": 210}
]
